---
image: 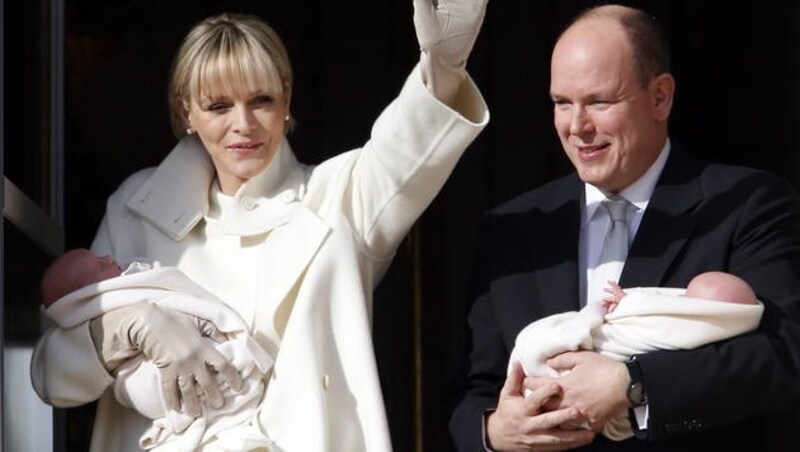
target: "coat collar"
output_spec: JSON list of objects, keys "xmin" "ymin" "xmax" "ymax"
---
[{"xmin": 126, "ymin": 135, "xmax": 307, "ymax": 240}]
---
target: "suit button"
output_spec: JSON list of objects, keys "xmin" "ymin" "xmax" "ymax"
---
[{"xmin": 322, "ymin": 374, "xmax": 330, "ymax": 390}]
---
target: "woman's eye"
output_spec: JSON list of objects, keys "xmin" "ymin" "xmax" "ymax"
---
[
  {"xmin": 206, "ymin": 103, "xmax": 229, "ymax": 112},
  {"xmin": 252, "ymin": 95, "xmax": 274, "ymax": 105}
]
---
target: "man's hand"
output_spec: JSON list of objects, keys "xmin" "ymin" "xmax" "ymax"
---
[
  {"xmin": 90, "ymin": 303, "xmax": 243, "ymax": 417},
  {"xmin": 413, "ymin": 0, "xmax": 488, "ymax": 102},
  {"xmin": 531, "ymin": 351, "xmax": 629, "ymax": 432},
  {"xmin": 487, "ymin": 362, "xmax": 595, "ymax": 451}
]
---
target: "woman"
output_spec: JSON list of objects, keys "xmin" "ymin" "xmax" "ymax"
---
[{"xmin": 32, "ymin": 0, "xmax": 489, "ymax": 450}]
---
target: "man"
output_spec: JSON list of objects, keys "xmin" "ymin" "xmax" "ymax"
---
[{"xmin": 450, "ymin": 4, "xmax": 800, "ymax": 451}]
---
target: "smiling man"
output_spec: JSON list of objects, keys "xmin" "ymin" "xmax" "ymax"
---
[{"xmin": 450, "ymin": 4, "xmax": 800, "ymax": 451}]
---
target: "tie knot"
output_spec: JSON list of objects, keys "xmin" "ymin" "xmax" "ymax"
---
[{"xmin": 602, "ymin": 196, "xmax": 630, "ymax": 222}]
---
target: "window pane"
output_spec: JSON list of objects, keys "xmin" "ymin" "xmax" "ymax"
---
[
  {"xmin": 4, "ymin": 223, "xmax": 49, "ymax": 342},
  {"xmin": 3, "ymin": 0, "xmax": 49, "ymax": 209}
]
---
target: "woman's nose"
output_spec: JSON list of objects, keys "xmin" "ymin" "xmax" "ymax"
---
[{"xmin": 232, "ymin": 105, "xmax": 255, "ymax": 134}]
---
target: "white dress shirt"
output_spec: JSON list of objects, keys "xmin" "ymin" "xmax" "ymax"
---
[{"xmin": 578, "ymin": 139, "xmax": 671, "ymax": 430}]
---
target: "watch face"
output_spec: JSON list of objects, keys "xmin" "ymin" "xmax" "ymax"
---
[{"xmin": 628, "ymin": 382, "xmax": 645, "ymax": 406}]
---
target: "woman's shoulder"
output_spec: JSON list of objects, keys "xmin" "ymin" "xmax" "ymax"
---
[
  {"xmin": 302, "ymin": 149, "xmax": 359, "ymax": 184},
  {"xmin": 106, "ymin": 167, "xmax": 157, "ymax": 208},
  {"xmin": 113, "ymin": 167, "xmax": 156, "ymax": 194}
]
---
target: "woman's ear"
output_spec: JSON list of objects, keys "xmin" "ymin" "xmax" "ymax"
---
[
  {"xmin": 283, "ymin": 83, "xmax": 292, "ymax": 110},
  {"xmin": 651, "ymin": 73, "xmax": 675, "ymax": 122},
  {"xmin": 282, "ymin": 83, "xmax": 295, "ymax": 133}
]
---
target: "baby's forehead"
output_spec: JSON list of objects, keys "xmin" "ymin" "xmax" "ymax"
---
[
  {"xmin": 61, "ymin": 249, "xmax": 96, "ymax": 264},
  {"xmin": 62, "ymin": 252, "xmax": 104, "ymax": 281}
]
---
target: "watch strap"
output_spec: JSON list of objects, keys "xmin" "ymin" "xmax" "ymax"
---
[{"xmin": 625, "ymin": 357, "xmax": 647, "ymax": 406}]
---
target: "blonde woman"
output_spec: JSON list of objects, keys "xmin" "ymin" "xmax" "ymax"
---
[{"xmin": 32, "ymin": 1, "xmax": 490, "ymax": 450}]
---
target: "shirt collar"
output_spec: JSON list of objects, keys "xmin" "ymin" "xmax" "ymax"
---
[{"xmin": 583, "ymin": 139, "xmax": 671, "ymax": 225}]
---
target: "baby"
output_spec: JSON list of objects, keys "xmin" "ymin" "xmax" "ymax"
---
[
  {"xmin": 41, "ymin": 249, "xmax": 124, "ymax": 307},
  {"xmin": 602, "ymin": 271, "xmax": 758, "ymax": 313},
  {"xmin": 40, "ymin": 248, "xmax": 274, "ymax": 451},
  {"xmin": 509, "ymin": 271, "xmax": 764, "ymax": 441}
]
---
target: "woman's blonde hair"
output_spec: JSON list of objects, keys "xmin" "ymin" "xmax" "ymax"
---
[{"xmin": 168, "ymin": 13, "xmax": 294, "ymax": 138}]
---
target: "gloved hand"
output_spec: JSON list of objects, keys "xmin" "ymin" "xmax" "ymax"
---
[
  {"xmin": 89, "ymin": 303, "xmax": 243, "ymax": 418},
  {"xmin": 413, "ymin": 0, "xmax": 488, "ymax": 103}
]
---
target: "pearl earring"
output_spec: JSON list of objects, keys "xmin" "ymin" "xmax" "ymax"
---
[
  {"xmin": 186, "ymin": 127, "xmax": 194, "ymax": 135},
  {"xmin": 285, "ymin": 114, "xmax": 291, "ymax": 121}
]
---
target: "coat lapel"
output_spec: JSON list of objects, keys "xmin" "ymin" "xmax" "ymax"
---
[
  {"xmin": 253, "ymin": 206, "xmax": 331, "ymax": 339},
  {"xmin": 534, "ymin": 177, "xmax": 583, "ymax": 314},
  {"xmin": 622, "ymin": 148, "xmax": 705, "ymax": 288},
  {"xmin": 499, "ymin": 174, "xmax": 583, "ymax": 341}
]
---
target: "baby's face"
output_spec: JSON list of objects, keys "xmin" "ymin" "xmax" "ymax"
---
[{"xmin": 76, "ymin": 252, "xmax": 123, "ymax": 287}]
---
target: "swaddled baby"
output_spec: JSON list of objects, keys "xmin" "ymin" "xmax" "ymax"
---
[{"xmin": 41, "ymin": 248, "xmax": 274, "ymax": 450}]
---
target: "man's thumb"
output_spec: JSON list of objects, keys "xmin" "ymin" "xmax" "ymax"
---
[{"xmin": 501, "ymin": 361, "xmax": 525, "ymax": 397}]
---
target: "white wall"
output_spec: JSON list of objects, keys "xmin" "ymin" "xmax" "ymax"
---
[{"xmin": 4, "ymin": 345, "xmax": 52, "ymax": 452}]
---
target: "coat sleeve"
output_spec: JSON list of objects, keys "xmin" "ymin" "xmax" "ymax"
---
[
  {"xmin": 637, "ymin": 173, "xmax": 800, "ymax": 440},
  {"xmin": 343, "ymin": 63, "xmax": 488, "ymax": 259},
  {"xmin": 30, "ymin": 304, "xmax": 114, "ymax": 406},
  {"xmin": 30, "ymin": 214, "xmax": 118, "ymax": 407}
]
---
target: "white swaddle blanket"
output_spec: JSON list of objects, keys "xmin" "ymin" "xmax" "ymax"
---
[
  {"xmin": 509, "ymin": 287, "xmax": 764, "ymax": 441},
  {"xmin": 46, "ymin": 262, "xmax": 275, "ymax": 451}
]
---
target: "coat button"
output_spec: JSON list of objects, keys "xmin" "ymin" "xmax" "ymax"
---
[
  {"xmin": 277, "ymin": 191, "xmax": 295, "ymax": 203},
  {"xmin": 240, "ymin": 196, "xmax": 257, "ymax": 210},
  {"xmin": 322, "ymin": 374, "xmax": 330, "ymax": 390}
]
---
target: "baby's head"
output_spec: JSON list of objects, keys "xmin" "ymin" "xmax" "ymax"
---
[
  {"xmin": 685, "ymin": 271, "xmax": 757, "ymax": 305},
  {"xmin": 41, "ymin": 248, "xmax": 123, "ymax": 307}
]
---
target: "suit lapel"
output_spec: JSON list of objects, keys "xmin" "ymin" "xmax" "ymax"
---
[
  {"xmin": 622, "ymin": 148, "xmax": 705, "ymax": 288},
  {"xmin": 490, "ymin": 175, "xmax": 584, "ymax": 342},
  {"xmin": 534, "ymin": 179, "xmax": 583, "ymax": 314}
]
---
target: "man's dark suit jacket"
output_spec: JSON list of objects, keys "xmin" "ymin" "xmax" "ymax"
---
[{"xmin": 450, "ymin": 147, "xmax": 800, "ymax": 451}]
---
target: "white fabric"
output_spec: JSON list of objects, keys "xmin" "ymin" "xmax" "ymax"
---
[
  {"xmin": 45, "ymin": 263, "xmax": 274, "ymax": 451},
  {"xmin": 31, "ymin": 64, "xmax": 488, "ymax": 452},
  {"xmin": 509, "ymin": 287, "xmax": 764, "ymax": 441}
]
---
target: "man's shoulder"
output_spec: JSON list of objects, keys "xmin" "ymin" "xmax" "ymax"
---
[
  {"xmin": 701, "ymin": 160, "xmax": 770, "ymax": 178},
  {"xmin": 698, "ymin": 161, "xmax": 796, "ymax": 196},
  {"xmin": 669, "ymin": 145, "xmax": 792, "ymax": 189},
  {"xmin": 487, "ymin": 173, "xmax": 581, "ymax": 216}
]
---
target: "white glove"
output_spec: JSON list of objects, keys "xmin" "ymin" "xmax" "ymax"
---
[
  {"xmin": 89, "ymin": 303, "xmax": 243, "ymax": 418},
  {"xmin": 413, "ymin": 0, "xmax": 488, "ymax": 103}
]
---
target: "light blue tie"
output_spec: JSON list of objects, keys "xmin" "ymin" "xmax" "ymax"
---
[{"xmin": 598, "ymin": 196, "xmax": 631, "ymax": 283}]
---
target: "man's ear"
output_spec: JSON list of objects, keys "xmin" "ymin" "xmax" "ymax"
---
[{"xmin": 651, "ymin": 73, "xmax": 675, "ymax": 122}]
